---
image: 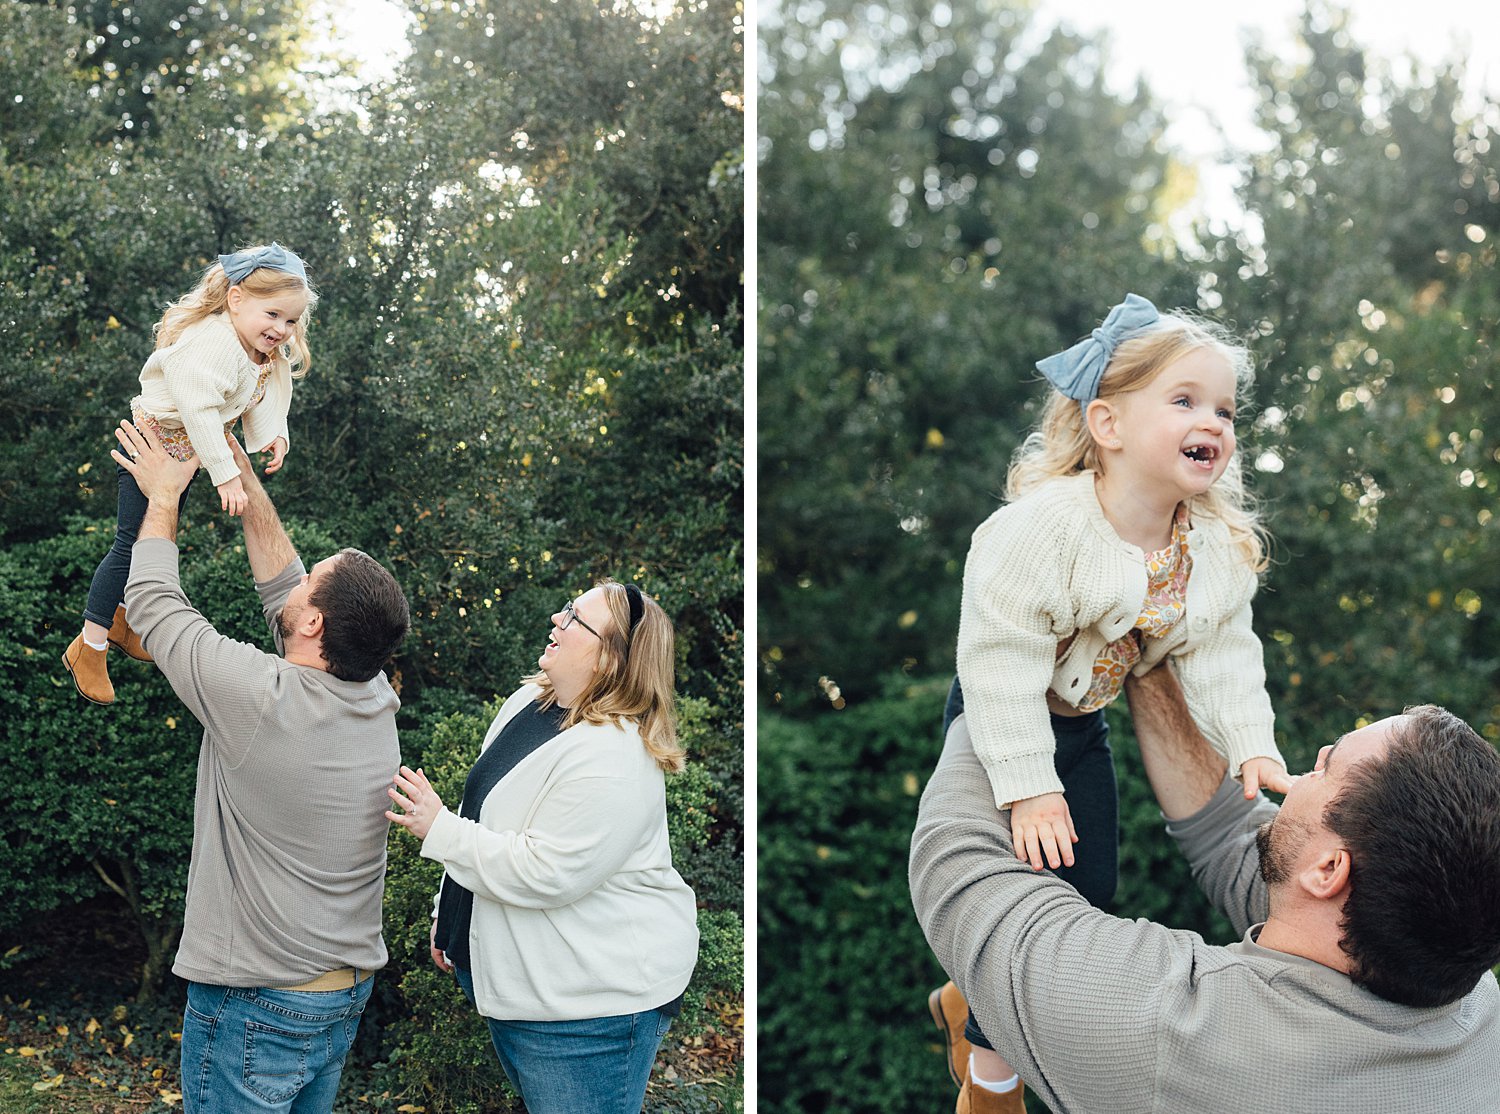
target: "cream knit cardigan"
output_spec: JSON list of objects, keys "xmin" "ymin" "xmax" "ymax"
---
[
  {"xmin": 132, "ymin": 312, "xmax": 292, "ymax": 486},
  {"xmin": 957, "ymin": 472, "xmax": 1283, "ymax": 808},
  {"xmin": 422, "ymin": 684, "xmax": 699, "ymax": 1022}
]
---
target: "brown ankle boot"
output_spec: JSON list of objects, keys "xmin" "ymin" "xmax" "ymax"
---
[
  {"xmin": 929, "ymin": 981, "xmax": 973, "ymax": 1089},
  {"xmin": 957, "ymin": 1065, "xmax": 1026, "ymax": 1114},
  {"xmin": 63, "ymin": 633, "xmax": 115, "ymax": 704},
  {"xmin": 107, "ymin": 605, "xmax": 152, "ymax": 662}
]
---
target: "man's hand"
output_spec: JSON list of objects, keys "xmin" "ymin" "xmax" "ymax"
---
[
  {"xmin": 1239, "ymin": 756, "xmax": 1295, "ymax": 799},
  {"xmin": 111, "ymin": 420, "xmax": 199, "ymax": 503},
  {"xmin": 1010, "ymin": 791, "xmax": 1078, "ymax": 871}
]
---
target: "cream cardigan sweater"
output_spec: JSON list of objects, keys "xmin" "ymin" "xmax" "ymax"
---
[
  {"xmin": 132, "ymin": 313, "xmax": 293, "ymax": 486},
  {"xmin": 957, "ymin": 472, "xmax": 1283, "ymax": 808},
  {"xmin": 422, "ymin": 685, "xmax": 699, "ymax": 1022}
]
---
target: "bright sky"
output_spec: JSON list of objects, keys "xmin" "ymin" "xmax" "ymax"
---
[
  {"xmin": 1033, "ymin": 0, "xmax": 1500, "ymax": 227},
  {"xmin": 305, "ymin": 0, "xmax": 414, "ymax": 84}
]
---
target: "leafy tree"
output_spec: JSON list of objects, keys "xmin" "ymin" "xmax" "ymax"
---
[{"xmin": 20, "ymin": 0, "xmax": 309, "ymax": 136}]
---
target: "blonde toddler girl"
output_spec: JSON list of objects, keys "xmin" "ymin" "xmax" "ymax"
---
[{"xmin": 62, "ymin": 243, "xmax": 315, "ymax": 704}]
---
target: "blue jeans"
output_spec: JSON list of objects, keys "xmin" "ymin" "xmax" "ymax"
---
[
  {"xmin": 944, "ymin": 677, "xmax": 1119, "ymax": 1049},
  {"xmin": 453, "ymin": 965, "xmax": 673, "ymax": 1114},
  {"xmin": 180, "ymin": 978, "xmax": 373, "ymax": 1113},
  {"xmin": 83, "ymin": 461, "xmax": 195, "ymax": 628}
]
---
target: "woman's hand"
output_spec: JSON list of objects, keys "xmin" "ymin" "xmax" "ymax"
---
[
  {"xmin": 429, "ymin": 919, "xmax": 453, "ymax": 974},
  {"xmin": 262, "ymin": 436, "xmax": 288, "ymax": 475},
  {"xmin": 386, "ymin": 765, "xmax": 444, "ymax": 841},
  {"xmin": 1009, "ymin": 791, "xmax": 1078, "ymax": 871},
  {"xmin": 1240, "ymin": 757, "xmax": 1295, "ymax": 799}
]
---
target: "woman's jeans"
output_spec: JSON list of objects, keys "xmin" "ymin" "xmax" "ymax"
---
[
  {"xmin": 180, "ymin": 978, "xmax": 373, "ymax": 1113},
  {"xmin": 454, "ymin": 965, "xmax": 673, "ymax": 1114},
  {"xmin": 943, "ymin": 677, "xmax": 1119, "ymax": 1051},
  {"xmin": 83, "ymin": 461, "xmax": 195, "ymax": 628}
]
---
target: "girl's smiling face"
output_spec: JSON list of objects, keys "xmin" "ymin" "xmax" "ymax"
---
[
  {"xmin": 226, "ymin": 286, "xmax": 310, "ymax": 361},
  {"xmin": 1098, "ymin": 346, "xmax": 1239, "ymax": 503}
]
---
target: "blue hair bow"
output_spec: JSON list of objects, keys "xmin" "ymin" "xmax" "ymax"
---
[
  {"xmin": 1035, "ymin": 293, "xmax": 1160, "ymax": 408},
  {"xmin": 217, "ymin": 242, "xmax": 308, "ymax": 285}
]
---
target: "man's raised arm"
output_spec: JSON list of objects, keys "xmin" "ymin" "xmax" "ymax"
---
[
  {"xmin": 1123, "ymin": 665, "xmax": 1230, "ymax": 819},
  {"xmin": 229, "ymin": 439, "xmax": 298, "ymax": 582}
]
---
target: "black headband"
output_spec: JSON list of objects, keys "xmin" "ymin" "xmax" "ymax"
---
[{"xmin": 624, "ymin": 584, "xmax": 644, "ymax": 644}]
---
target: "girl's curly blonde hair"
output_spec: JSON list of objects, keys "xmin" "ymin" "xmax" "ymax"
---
[{"xmin": 1008, "ymin": 311, "xmax": 1268, "ymax": 573}]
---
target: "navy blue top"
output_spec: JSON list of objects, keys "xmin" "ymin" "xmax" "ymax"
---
[{"xmin": 434, "ymin": 700, "xmax": 568, "ymax": 970}]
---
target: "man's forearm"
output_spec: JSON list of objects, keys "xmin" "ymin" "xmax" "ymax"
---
[
  {"xmin": 1123, "ymin": 666, "xmax": 1229, "ymax": 820},
  {"xmin": 238, "ymin": 462, "xmax": 297, "ymax": 581},
  {"xmin": 137, "ymin": 497, "xmax": 180, "ymax": 543}
]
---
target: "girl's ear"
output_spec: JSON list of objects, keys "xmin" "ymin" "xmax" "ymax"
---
[
  {"xmin": 226, "ymin": 285, "xmax": 242, "ymax": 312},
  {"xmin": 1085, "ymin": 398, "xmax": 1120, "ymax": 449}
]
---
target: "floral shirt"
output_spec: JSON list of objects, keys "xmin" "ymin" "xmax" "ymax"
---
[{"xmin": 1076, "ymin": 506, "xmax": 1192, "ymax": 713}]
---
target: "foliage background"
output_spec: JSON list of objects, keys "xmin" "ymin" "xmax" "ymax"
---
[
  {"xmin": 758, "ymin": 1, "xmax": 1500, "ymax": 1110},
  {"xmin": 0, "ymin": 0, "xmax": 744, "ymax": 1110}
]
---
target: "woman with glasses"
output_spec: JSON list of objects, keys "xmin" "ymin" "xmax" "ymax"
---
[{"xmin": 385, "ymin": 579, "xmax": 699, "ymax": 1113}]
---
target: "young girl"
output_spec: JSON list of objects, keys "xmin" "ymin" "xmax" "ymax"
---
[
  {"xmin": 928, "ymin": 294, "xmax": 1292, "ymax": 1113},
  {"xmin": 62, "ymin": 243, "xmax": 315, "ymax": 705}
]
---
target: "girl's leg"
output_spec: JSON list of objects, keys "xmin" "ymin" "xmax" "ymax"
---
[
  {"xmin": 82, "ymin": 463, "xmax": 152, "ymax": 632},
  {"xmin": 963, "ymin": 711, "xmax": 1117, "ymax": 1094},
  {"xmin": 1049, "ymin": 711, "xmax": 1119, "ymax": 909},
  {"xmin": 82, "ymin": 462, "xmax": 195, "ymax": 634}
]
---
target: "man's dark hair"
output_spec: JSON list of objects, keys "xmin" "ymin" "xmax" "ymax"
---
[
  {"xmin": 1324, "ymin": 704, "xmax": 1500, "ymax": 1007},
  {"xmin": 308, "ymin": 548, "xmax": 410, "ymax": 682}
]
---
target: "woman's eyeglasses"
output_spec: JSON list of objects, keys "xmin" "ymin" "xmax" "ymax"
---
[{"xmin": 559, "ymin": 600, "xmax": 603, "ymax": 641}]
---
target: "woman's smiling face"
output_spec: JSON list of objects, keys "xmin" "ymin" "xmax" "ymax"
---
[{"xmin": 539, "ymin": 587, "xmax": 613, "ymax": 707}]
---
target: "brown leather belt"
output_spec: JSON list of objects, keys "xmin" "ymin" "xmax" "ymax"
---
[{"xmin": 281, "ymin": 967, "xmax": 373, "ymax": 992}]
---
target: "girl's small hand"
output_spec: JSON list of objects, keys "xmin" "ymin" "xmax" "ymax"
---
[
  {"xmin": 1240, "ymin": 757, "xmax": 1294, "ymax": 798},
  {"xmin": 386, "ymin": 765, "xmax": 444, "ymax": 841},
  {"xmin": 1009, "ymin": 792, "xmax": 1078, "ymax": 871},
  {"xmin": 216, "ymin": 474, "xmax": 248, "ymax": 517},
  {"xmin": 429, "ymin": 919, "xmax": 453, "ymax": 974},
  {"xmin": 262, "ymin": 436, "xmax": 288, "ymax": 475}
]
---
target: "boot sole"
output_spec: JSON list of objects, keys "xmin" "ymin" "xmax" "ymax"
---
[
  {"xmin": 61, "ymin": 649, "xmax": 115, "ymax": 705},
  {"xmin": 929, "ymin": 986, "xmax": 964, "ymax": 1089}
]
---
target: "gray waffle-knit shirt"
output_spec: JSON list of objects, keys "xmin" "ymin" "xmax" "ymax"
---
[
  {"xmin": 910, "ymin": 715, "xmax": 1500, "ymax": 1113},
  {"xmin": 126, "ymin": 537, "xmax": 401, "ymax": 987}
]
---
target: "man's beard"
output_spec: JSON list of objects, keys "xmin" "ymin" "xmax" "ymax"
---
[
  {"xmin": 1256, "ymin": 816, "xmax": 1301, "ymax": 886},
  {"xmin": 277, "ymin": 605, "xmax": 297, "ymax": 644}
]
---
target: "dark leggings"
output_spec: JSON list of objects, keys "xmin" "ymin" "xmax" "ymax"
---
[
  {"xmin": 82, "ymin": 461, "xmax": 195, "ymax": 628},
  {"xmin": 942, "ymin": 676, "xmax": 1119, "ymax": 1051}
]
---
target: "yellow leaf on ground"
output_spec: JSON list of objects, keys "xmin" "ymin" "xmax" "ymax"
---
[
  {"xmin": 84, "ymin": 1018, "xmax": 100, "ymax": 1036},
  {"xmin": 17, "ymin": 1046, "xmax": 38, "ymax": 1057},
  {"xmin": 3, "ymin": 945, "xmax": 20, "ymax": 958},
  {"xmin": 159, "ymin": 1089, "xmax": 183, "ymax": 1105},
  {"xmin": 33, "ymin": 1074, "xmax": 64, "ymax": 1091},
  {"xmin": 55, "ymin": 1025, "xmax": 68, "ymax": 1036}
]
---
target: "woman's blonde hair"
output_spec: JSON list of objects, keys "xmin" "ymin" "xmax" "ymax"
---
[
  {"xmin": 1007, "ymin": 311, "xmax": 1269, "ymax": 573},
  {"xmin": 154, "ymin": 246, "xmax": 317, "ymax": 379},
  {"xmin": 522, "ymin": 579, "xmax": 685, "ymax": 773}
]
